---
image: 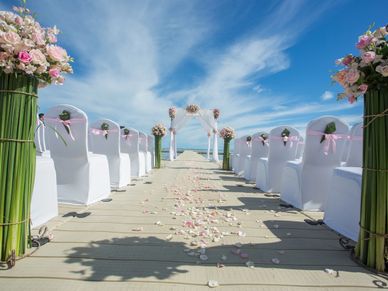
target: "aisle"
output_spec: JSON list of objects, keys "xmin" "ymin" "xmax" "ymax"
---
[{"xmin": 0, "ymin": 151, "xmax": 385, "ymax": 290}]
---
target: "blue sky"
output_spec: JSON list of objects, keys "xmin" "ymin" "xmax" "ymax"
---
[{"xmin": 2, "ymin": 0, "xmax": 387, "ymax": 149}]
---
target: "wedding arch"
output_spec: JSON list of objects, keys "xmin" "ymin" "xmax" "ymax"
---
[{"xmin": 168, "ymin": 105, "xmax": 220, "ymax": 162}]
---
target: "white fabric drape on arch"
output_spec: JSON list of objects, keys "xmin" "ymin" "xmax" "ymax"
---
[{"xmin": 169, "ymin": 108, "xmax": 219, "ymax": 162}]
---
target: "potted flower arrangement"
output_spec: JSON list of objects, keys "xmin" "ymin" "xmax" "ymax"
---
[
  {"xmin": 151, "ymin": 123, "xmax": 167, "ymax": 168},
  {"xmin": 213, "ymin": 108, "xmax": 220, "ymax": 120},
  {"xmin": 332, "ymin": 23, "xmax": 388, "ymax": 272},
  {"xmin": 0, "ymin": 5, "xmax": 73, "ymax": 265},
  {"xmin": 219, "ymin": 127, "xmax": 235, "ymax": 170},
  {"xmin": 168, "ymin": 107, "xmax": 176, "ymax": 120}
]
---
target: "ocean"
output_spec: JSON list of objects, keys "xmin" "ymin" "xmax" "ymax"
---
[{"xmin": 162, "ymin": 149, "xmax": 224, "ymax": 160}]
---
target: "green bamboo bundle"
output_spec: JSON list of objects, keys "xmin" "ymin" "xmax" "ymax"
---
[
  {"xmin": 0, "ymin": 72, "xmax": 38, "ymax": 263},
  {"xmin": 154, "ymin": 136, "xmax": 162, "ymax": 168},
  {"xmin": 356, "ymin": 88, "xmax": 388, "ymax": 272},
  {"xmin": 222, "ymin": 138, "xmax": 231, "ymax": 170}
]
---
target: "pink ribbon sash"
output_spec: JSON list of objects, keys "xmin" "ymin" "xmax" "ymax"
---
[{"xmin": 307, "ymin": 130, "xmax": 348, "ymax": 155}]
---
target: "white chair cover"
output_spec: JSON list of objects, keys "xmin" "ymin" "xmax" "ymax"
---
[
  {"xmin": 45, "ymin": 104, "xmax": 111, "ymax": 205},
  {"xmin": 324, "ymin": 167, "xmax": 362, "ymax": 241},
  {"xmin": 31, "ymin": 117, "xmax": 58, "ymax": 227},
  {"xmin": 344, "ymin": 123, "xmax": 362, "ymax": 167},
  {"xmin": 231, "ymin": 138, "xmax": 240, "ymax": 172},
  {"xmin": 280, "ymin": 116, "xmax": 349, "ymax": 211},
  {"xmin": 244, "ymin": 132, "xmax": 269, "ymax": 181},
  {"xmin": 256, "ymin": 126, "xmax": 300, "ymax": 192},
  {"xmin": 139, "ymin": 131, "xmax": 151, "ymax": 173},
  {"xmin": 237, "ymin": 136, "xmax": 251, "ymax": 176},
  {"xmin": 296, "ymin": 136, "xmax": 304, "ymax": 159},
  {"xmin": 147, "ymin": 135, "xmax": 155, "ymax": 168},
  {"xmin": 121, "ymin": 128, "xmax": 146, "ymax": 177},
  {"xmin": 89, "ymin": 119, "xmax": 131, "ymax": 188}
]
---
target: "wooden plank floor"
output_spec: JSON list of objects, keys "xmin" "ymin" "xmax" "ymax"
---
[{"xmin": 0, "ymin": 151, "xmax": 386, "ymax": 290}]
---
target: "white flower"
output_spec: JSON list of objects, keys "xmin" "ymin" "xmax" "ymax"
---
[{"xmin": 376, "ymin": 64, "xmax": 388, "ymax": 77}]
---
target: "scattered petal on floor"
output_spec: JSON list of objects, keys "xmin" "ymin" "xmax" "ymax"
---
[
  {"xmin": 208, "ymin": 280, "xmax": 219, "ymax": 288},
  {"xmin": 217, "ymin": 263, "xmax": 225, "ymax": 268},
  {"xmin": 272, "ymin": 258, "xmax": 280, "ymax": 264},
  {"xmin": 165, "ymin": 234, "xmax": 173, "ymax": 240},
  {"xmin": 246, "ymin": 261, "xmax": 255, "ymax": 268},
  {"xmin": 132, "ymin": 227, "xmax": 143, "ymax": 231}
]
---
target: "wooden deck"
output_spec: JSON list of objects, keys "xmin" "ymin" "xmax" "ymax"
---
[{"xmin": 0, "ymin": 151, "xmax": 385, "ymax": 290}]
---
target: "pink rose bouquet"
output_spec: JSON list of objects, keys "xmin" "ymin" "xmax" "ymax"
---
[
  {"xmin": 213, "ymin": 108, "xmax": 220, "ymax": 119},
  {"xmin": 220, "ymin": 127, "xmax": 235, "ymax": 140},
  {"xmin": 186, "ymin": 104, "xmax": 200, "ymax": 114},
  {"xmin": 332, "ymin": 24, "xmax": 388, "ymax": 103},
  {"xmin": 0, "ymin": 6, "xmax": 73, "ymax": 87},
  {"xmin": 168, "ymin": 107, "xmax": 176, "ymax": 119},
  {"xmin": 152, "ymin": 123, "xmax": 167, "ymax": 137}
]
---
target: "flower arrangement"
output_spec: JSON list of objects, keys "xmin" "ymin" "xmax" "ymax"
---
[
  {"xmin": 186, "ymin": 104, "xmax": 200, "ymax": 114},
  {"xmin": 246, "ymin": 136, "xmax": 252, "ymax": 142},
  {"xmin": 101, "ymin": 122, "xmax": 109, "ymax": 140},
  {"xmin": 58, "ymin": 110, "xmax": 70, "ymax": 133},
  {"xmin": 332, "ymin": 24, "xmax": 388, "ymax": 103},
  {"xmin": 168, "ymin": 107, "xmax": 176, "ymax": 120},
  {"xmin": 0, "ymin": 4, "xmax": 72, "ymax": 264},
  {"xmin": 152, "ymin": 123, "xmax": 167, "ymax": 137},
  {"xmin": 122, "ymin": 128, "xmax": 130, "ymax": 140},
  {"xmin": 0, "ymin": 6, "xmax": 73, "ymax": 87},
  {"xmin": 281, "ymin": 128, "xmax": 290, "ymax": 146},
  {"xmin": 213, "ymin": 108, "xmax": 220, "ymax": 119},
  {"xmin": 220, "ymin": 127, "xmax": 235, "ymax": 140},
  {"xmin": 260, "ymin": 133, "xmax": 268, "ymax": 146},
  {"xmin": 320, "ymin": 122, "xmax": 336, "ymax": 143}
]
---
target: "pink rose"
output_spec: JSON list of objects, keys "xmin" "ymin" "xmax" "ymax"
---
[
  {"xmin": 358, "ymin": 84, "xmax": 368, "ymax": 94},
  {"xmin": 0, "ymin": 31, "xmax": 21, "ymax": 46},
  {"xmin": 342, "ymin": 55, "xmax": 353, "ymax": 66},
  {"xmin": 376, "ymin": 64, "xmax": 388, "ymax": 77},
  {"xmin": 49, "ymin": 68, "xmax": 60, "ymax": 78},
  {"xmin": 47, "ymin": 33, "xmax": 57, "ymax": 43},
  {"xmin": 32, "ymin": 32, "xmax": 46, "ymax": 46},
  {"xmin": 46, "ymin": 45, "xmax": 68, "ymax": 62},
  {"xmin": 29, "ymin": 49, "xmax": 47, "ymax": 65},
  {"xmin": 356, "ymin": 35, "xmax": 373, "ymax": 49},
  {"xmin": 18, "ymin": 51, "xmax": 32, "ymax": 64},
  {"xmin": 348, "ymin": 95, "xmax": 356, "ymax": 104},
  {"xmin": 362, "ymin": 51, "xmax": 375, "ymax": 63},
  {"xmin": 0, "ymin": 52, "xmax": 9, "ymax": 61},
  {"xmin": 55, "ymin": 75, "xmax": 65, "ymax": 85},
  {"xmin": 345, "ymin": 68, "xmax": 360, "ymax": 85},
  {"xmin": 15, "ymin": 16, "xmax": 23, "ymax": 25}
]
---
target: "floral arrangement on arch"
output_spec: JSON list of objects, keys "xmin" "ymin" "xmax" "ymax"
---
[
  {"xmin": 220, "ymin": 127, "xmax": 235, "ymax": 140},
  {"xmin": 213, "ymin": 108, "xmax": 220, "ymax": 119},
  {"xmin": 168, "ymin": 107, "xmax": 176, "ymax": 119},
  {"xmin": 186, "ymin": 104, "xmax": 200, "ymax": 114},
  {"xmin": 152, "ymin": 123, "xmax": 167, "ymax": 137},
  {"xmin": 0, "ymin": 6, "xmax": 73, "ymax": 87},
  {"xmin": 332, "ymin": 24, "xmax": 388, "ymax": 103}
]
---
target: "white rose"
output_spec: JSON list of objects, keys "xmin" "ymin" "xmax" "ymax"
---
[{"xmin": 376, "ymin": 65, "xmax": 388, "ymax": 77}]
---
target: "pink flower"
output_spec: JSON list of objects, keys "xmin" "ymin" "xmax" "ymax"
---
[
  {"xmin": 29, "ymin": 49, "xmax": 47, "ymax": 65},
  {"xmin": 55, "ymin": 75, "xmax": 65, "ymax": 85},
  {"xmin": 15, "ymin": 16, "xmax": 23, "ymax": 25},
  {"xmin": 348, "ymin": 95, "xmax": 356, "ymax": 104},
  {"xmin": 18, "ymin": 51, "xmax": 32, "ymax": 64},
  {"xmin": 47, "ymin": 33, "xmax": 57, "ymax": 43},
  {"xmin": 332, "ymin": 70, "xmax": 347, "ymax": 86},
  {"xmin": 356, "ymin": 35, "xmax": 373, "ymax": 49},
  {"xmin": 358, "ymin": 84, "xmax": 368, "ymax": 94},
  {"xmin": 376, "ymin": 64, "xmax": 388, "ymax": 77},
  {"xmin": 362, "ymin": 51, "xmax": 375, "ymax": 63},
  {"xmin": 345, "ymin": 68, "xmax": 360, "ymax": 85},
  {"xmin": 46, "ymin": 45, "xmax": 68, "ymax": 62},
  {"xmin": 49, "ymin": 68, "xmax": 60, "ymax": 78},
  {"xmin": 0, "ymin": 31, "xmax": 21, "ymax": 46},
  {"xmin": 32, "ymin": 32, "xmax": 45, "ymax": 46}
]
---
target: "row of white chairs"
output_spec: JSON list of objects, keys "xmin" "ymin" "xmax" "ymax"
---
[
  {"xmin": 231, "ymin": 116, "xmax": 363, "ymax": 241},
  {"xmin": 31, "ymin": 104, "xmax": 155, "ymax": 228}
]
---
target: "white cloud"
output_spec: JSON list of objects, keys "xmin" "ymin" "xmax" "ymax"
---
[{"xmin": 321, "ymin": 90, "xmax": 335, "ymax": 101}]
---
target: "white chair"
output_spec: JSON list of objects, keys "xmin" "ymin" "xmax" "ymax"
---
[
  {"xmin": 324, "ymin": 123, "xmax": 363, "ymax": 241},
  {"xmin": 236, "ymin": 136, "xmax": 250, "ymax": 176},
  {"xmin": 120, "ymin": 127, "xmax": 146, "ymax": 177},
  {"xmin": 139, "ymin": 131, "xmax": 151, "ymax": 173},
  {"xmin": 45, "ymin": 104, "xmax": 111, "ymax": 205},
  {"xmin": 343, "ymin": 123, "xmax": 362, "ymax": 167},
  {"xmin": 244, "ymin": 132, "xmax": 269, "ymax": 181},
  {"xmin": 147, "ymin": 135, "xmax": 155, "ymax": 168},
  {"xmin": 89, "ymin": 119, "xmax": 131, "ymax": 189},
  {"xmin": 31, "ymin": 118, "xmax": 58, "ymax": 228},
  {"xmin": 256, "ymin": 126, "xmax": 300, "ymax": 192},
  {"xmin": 280, "ymin": 116, "xmax": 349, "ymax": 211},
  {"xmin": 296, "ymin": 136, "xmax": 304, "ymax": 159},
  {"xmin": 231, "ymin": 138, "xmax": 240, "ymax": 172}
]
